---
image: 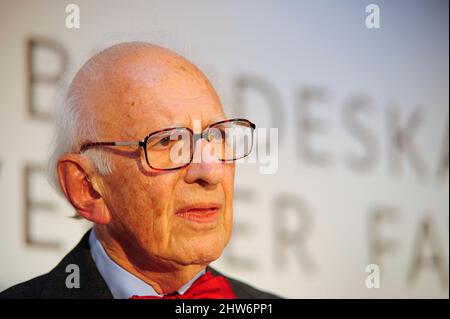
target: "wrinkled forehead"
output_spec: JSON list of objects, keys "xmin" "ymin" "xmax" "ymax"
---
[{"xmin": 91, "ymin": 58, "xmax": 225, "ymax": 140}]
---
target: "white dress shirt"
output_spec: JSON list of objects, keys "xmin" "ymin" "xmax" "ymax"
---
[{"xmin": 89, "ymin": 229, "xmax": 206, "ymax": 299}]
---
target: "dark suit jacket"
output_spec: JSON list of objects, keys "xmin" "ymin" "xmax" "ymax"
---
[{"xmin": 1, "ymin": 230, "xmax": 280, "ymax": 299}]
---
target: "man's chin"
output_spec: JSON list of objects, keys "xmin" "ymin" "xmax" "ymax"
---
[{"xmin": 172, "ymin": 247, "xmax": 224, "ymax": 267}]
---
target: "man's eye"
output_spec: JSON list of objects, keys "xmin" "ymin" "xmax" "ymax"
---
[
  {"xmin": 149, "ymin": 135, "xmax": 173, "ymax": 149},
  {"xmin": 158, "ymin": 136, "xmax": 171, "ymax": 146}
]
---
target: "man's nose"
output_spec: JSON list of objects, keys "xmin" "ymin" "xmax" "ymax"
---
[{"xmin": 184, "ymin": 138, "xmax": 224, "ymax": 185}]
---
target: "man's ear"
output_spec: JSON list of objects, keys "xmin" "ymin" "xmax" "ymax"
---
[{"xmin": 57, "ymin": 154, "xmax": 111, "ymax": 224}]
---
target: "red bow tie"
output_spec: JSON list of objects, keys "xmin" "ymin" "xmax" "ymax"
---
[{"xmin": 130, "ymin": 270, "xmax": 236, "ymax": 299}]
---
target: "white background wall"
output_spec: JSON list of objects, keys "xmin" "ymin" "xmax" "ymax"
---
[{"xmin": 0, "ymin": 0, "xmax": 448, "ymax": 298}]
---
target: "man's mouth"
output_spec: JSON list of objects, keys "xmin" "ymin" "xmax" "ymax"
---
[{"xmin": 175, "ymin": 203, "xmax": 221, "ymax": 223}]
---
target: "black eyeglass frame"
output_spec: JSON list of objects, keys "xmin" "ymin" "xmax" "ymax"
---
[{"xmin": 79, "ymin": 118, "xmax": 256, "ymax": 171}]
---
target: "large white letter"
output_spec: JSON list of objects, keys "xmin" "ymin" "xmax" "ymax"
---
[
  {"xmin": 366, "ymin": 4, "xmax": 380, "ymax": 29},
  {"xmin": 65, "ymin": 4, "xmax": 80, "ymax": 29}
]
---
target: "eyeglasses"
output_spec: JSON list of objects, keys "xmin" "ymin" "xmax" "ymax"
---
[{"xmin": 80, "ymin": 118, "xmax": 256, "ymax": 171}]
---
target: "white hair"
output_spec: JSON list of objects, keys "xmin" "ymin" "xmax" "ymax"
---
[{"xmin": 47, "ymin": 86, "xmax": 114, "ymax": 194}]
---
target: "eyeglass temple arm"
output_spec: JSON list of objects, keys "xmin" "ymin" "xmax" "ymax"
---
[{"xmin": 80, "ymin": 141, "xmax": 143, "ymax": 152}]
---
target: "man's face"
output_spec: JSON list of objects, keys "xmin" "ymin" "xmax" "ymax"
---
[{"xmin": 92, "ymin": 54, "xmax": 235, "ymax": 269}]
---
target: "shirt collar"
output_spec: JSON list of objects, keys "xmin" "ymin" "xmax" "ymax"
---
[{"xmin": 89, "ymin": 229, "xmax": 206, "ymax": 299}]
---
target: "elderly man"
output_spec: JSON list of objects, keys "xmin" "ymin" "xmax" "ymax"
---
[{"xmin": 1, "ymin": 42, "xmax": 278, "ymax": 299}]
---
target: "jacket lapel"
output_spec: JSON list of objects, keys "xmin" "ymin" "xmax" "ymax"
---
[{"xmin": 40, "ymin": 230, "xmax": 113, "ymax": 299}]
